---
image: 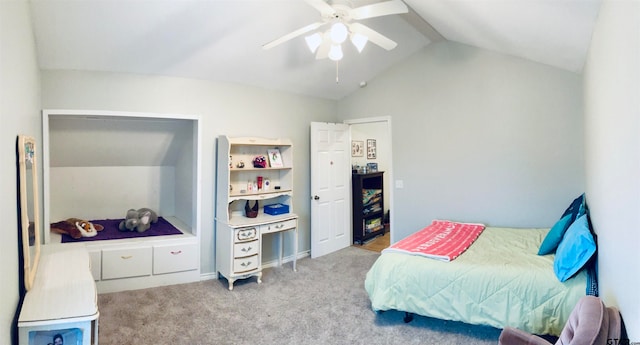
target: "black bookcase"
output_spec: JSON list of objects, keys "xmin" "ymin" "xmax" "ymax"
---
[{"xmin": 352, "ymin": 172, "xmax": 385, "ymax": 244}]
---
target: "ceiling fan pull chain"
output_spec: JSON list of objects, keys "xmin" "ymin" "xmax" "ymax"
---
[{"xmin": 336, "ymin": 60, "xmax": 340, "ymax": 84}]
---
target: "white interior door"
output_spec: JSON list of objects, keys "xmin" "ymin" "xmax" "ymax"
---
[{"xmin": 310, "ymin": 122, "xmax": 351, "ymax": 258}]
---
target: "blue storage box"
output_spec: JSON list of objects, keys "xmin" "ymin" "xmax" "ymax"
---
[{"xmin": 264, "ymin": 203, "xmax": 289, "ymax": 215}]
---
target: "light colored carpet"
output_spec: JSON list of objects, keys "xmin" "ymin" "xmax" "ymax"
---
[{"xmin": 97, "ymin": 246, "xmax": 501, "ymax": 345}]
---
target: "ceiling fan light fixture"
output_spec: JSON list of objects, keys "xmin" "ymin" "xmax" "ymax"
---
[
  {"xmin": 350, "ymin": 32, "xmax": 368, "ymax": 53},
  {"xmin": 328, "ymin": 44, "xmax": 343, "ymax": 61},
  {"xmin": 305, "ymin": 32, "xmax": 323, "ymax": 53},
  {"xmin": 330, "ymin": 22, "xmax": 348, "ymax": 44}
]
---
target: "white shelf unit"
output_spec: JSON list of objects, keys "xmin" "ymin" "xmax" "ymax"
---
[
  {"xmin": 216, "ymin": 136, "xmax": 298, "ymax": 290},
  {"xmin": 42, "ymin": 109, "xmax": 202, "ymax": 293}
]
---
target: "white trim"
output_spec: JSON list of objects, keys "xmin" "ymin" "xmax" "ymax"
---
[
  {"xmin": 261, "ymin": 251, "xmax": 310, "ymax": 269},
  {"xmin": 344, "ymin": 116, "xmax": 391, "ymax": 125},
  {"xmin": 42, "ymin": 108, "xmax": 200, "ymax": 120}
]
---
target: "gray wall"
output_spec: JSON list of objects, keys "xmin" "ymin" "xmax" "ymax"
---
[
  {"xmin": 339, "ymin": 41, "xmax": 585, "ymax": 242},
  {"xmin": 40, "ymin": 70, "xmax": 337, "ymax": 276},
  {"xmin": 0, "ymin": 1, "xmax": 42, "ymax": 344},
  {"xmin": 584, "ymin": 0, "xmax": 640, "ymax": 339}
]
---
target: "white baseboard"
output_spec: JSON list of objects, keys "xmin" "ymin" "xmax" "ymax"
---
[
  {"xmin": 261, "ymin": 250, "xmax": 310, "ymax": 269},
  {"xmin": 200, "ymin": 272, "xmax": 218, "ymax": 281}
]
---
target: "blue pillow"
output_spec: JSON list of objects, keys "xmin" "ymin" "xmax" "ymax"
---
[
  {"xmin": 554, "ymin": 214, "xmax": 596, "ymax": 282},
  {"xmin": 561, "ymin": 193, "xmax": 585, "ymax": 222},
  {"xmin": 577, "ymin": 197, "xmax": 588, "ymax": 218},
  {"xmin": 538, "ymin": 214, "xmax": 573, "ymax": 255}
]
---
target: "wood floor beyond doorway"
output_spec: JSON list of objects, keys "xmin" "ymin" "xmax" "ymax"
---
[{"xmin": 354, "ymin": 231, "xmax": 390, "ymax": 253}]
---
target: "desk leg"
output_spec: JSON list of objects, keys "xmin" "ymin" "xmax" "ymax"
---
[
  {"xmin": 293, "ymin": 228, "xmax": 298, "ymax": 272},
  {"xmin": 278, "ymin": 232, "xmax": 283, "ymax": 267}
]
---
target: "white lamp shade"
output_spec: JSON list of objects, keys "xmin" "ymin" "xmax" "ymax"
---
[
  {"xmin": 305, "ymin": 32, "xmax": 323, "ymax": 53},
  {"xmin": 350, "ymin": 32, "xmax": 368, "ymax": 53},
  {"xmin": 330, "ymin": 22, "xmax": 348, "ymax": 44},
  {"xmin": 328, "ymin": 44, "xmax": 343, "ymax": 61}
]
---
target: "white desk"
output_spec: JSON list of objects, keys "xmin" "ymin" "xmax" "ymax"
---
[{"xmin": 18, "ymin": 245, "xmax": 99, "ymax": 345}]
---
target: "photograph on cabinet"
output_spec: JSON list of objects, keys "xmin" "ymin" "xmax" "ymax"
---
[
  {"xmin": 28, "ymin": 328, "xmax": 82, "ymax": 345},
  {"xmin": 267, "ymin": 149, "xmax": 283, "ymax": 167}
]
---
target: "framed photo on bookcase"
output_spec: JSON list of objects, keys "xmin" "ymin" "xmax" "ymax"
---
[{"xmin": 267, "ymin": 149, "xmax": 283, "ymax": 167}]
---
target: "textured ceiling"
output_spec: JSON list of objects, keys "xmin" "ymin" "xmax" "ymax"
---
[{"xmin": 29, "ymin": 0, "xmax": 601, "ymax": 100}]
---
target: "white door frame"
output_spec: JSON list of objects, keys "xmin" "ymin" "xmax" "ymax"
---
[{"xmin": 344, "ymin": 116, "xmax": 394, "ymax": 244}]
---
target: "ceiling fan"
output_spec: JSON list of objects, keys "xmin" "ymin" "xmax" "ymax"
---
[{"xmin": 263, "ymin": 0, "xmax": 409, "ymax": 61}]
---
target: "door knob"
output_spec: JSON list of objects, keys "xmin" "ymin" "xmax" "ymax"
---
[{"xmin": 313, "ymin": 195, "xmax": 320, "ymax": 200}]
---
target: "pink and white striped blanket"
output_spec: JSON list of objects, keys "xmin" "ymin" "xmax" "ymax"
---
[{"xmin": 382, "ymin": 220, "xmax": 486, "ymax": 262}]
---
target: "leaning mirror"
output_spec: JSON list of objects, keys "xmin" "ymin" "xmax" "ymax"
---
[{"xmin": 18, "ymin": 135, "xmax": 40, "ymax": 291}]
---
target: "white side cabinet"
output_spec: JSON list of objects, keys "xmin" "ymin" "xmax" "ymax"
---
[
  {"xmin": 19, "ymin": 245, "xmax": 99, "ymax": 345},
  {"xmin": 215, "ymin": 136, "xmax": 298, "ymax": 290}
]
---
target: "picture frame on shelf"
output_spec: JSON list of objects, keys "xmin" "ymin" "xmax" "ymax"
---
[
  {"xmin": 367, "ymin": 162, "xmax": 378, "ymax": 173},
  {"xmin": 351, "ymin": 141, "xmax": 364, "ymax": 157},
  {"xmin": 367, "ymin": 139, "xmax": 376, "ymax": 159},
  {"xmin": 267, "ymin": 149, "xmax": 283, "ymax": 167}
]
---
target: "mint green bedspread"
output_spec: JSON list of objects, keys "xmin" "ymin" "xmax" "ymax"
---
[{"xmin": 364, "ymin": 227, "xmax": 586, "ymax": 336}]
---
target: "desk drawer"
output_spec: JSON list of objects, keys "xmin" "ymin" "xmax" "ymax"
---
[
  {"xmin": 102, "ymin": 246, "xmax": 152, "ymax": 280},
  {"xmin": 233, "ymin": 254, "xmax": 259, "ymax": 273},
  {"xmin": 235, "ymin": 227, "xmax": 258, "ymax": 242},
  {"xmin": 234, "ymin": 240, "xmax": 259, "ymax": 258},
  {"xmin": 261, "ymin": 219, "xmax": 297, "ymax": 234}
]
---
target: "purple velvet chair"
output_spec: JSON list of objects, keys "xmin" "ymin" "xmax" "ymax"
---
[{"xmin": 498, "ymin": 296, "xmax": 621, "ymax": 345}]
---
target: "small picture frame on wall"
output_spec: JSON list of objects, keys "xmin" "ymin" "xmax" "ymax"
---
[
  {"xmin": 367, "ymin": 139, "xmax": 376, "ymax": 159},
  {"xmin": 352, "ymin": 141, "xmax": 364, "ymax": 157}
]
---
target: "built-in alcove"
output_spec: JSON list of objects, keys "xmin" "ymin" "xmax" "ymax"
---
[{"xmin": 42, "ymin": 109, "xmax": 202, "ymax": 292}]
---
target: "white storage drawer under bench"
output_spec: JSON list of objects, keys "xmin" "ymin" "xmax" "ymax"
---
[
  {"xmin": 153, "ymin": 242, "xmax": 199, "ymax": 275},
  {"xmin": 88, "ymin": 238, "xmax": 199, "ymax": 291},
  {"xmin": 102, "ymin": 246, "xmax": 152, "ymax": 280}
]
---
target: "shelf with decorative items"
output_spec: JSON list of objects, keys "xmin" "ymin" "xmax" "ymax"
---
[
  {"xmin": 215, "ymin": 136, "xmax": 298, "ymax": 290},
  {"xmin": 352, "ymin": 171, "xmax": 385, "ymax": 244}
]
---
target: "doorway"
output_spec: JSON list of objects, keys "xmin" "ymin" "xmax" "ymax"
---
[{"xmin": 345, "ymin": 116, "xmax": 393, "ymax": 249}]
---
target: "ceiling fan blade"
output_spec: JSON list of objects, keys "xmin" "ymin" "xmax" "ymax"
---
[
  {"xmin": 350, "ymin": 0, "xmax": 408, "ymax": 20},
  {"xmin": 315, "ymin": 34, "xmax": 331, "ymax": 59},
  {"xmin": 348, "ymin": 22, "xmax": 397, "ymax": 50},
  {"xmin": 263, "ymin": 22, "xmax": 325, "ymax": 50},
  {"xmin": 304, "ymin": 0, "xmax": 336, "ymax": 17}
]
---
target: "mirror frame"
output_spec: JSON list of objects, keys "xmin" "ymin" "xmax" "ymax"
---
[{"xmin": 18, "ymin": 135, "xmax": 41, "ymax": 291}]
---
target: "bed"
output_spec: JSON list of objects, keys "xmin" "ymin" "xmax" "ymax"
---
[{"xmin": 364, "ymin": 222, "xmax": 595, "ymax": 336}]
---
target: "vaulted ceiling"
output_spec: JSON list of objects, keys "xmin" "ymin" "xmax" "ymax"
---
[{"xmin": 29, "ymin": 0, "xmax": 602, "ymax": 100}]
